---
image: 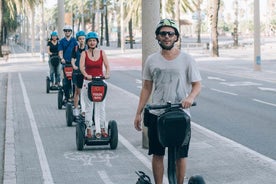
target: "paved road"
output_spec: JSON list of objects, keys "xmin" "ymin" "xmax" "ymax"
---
[{"xmin": 1, "ymin": 42, "xmax": 276, "ymax": 184}]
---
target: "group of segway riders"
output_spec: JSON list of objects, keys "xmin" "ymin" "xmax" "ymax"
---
[
  {"xmin": 46, "ymin": 25, "xmax": 117, "ymax": 150},
  {"xmin": 46, "ymin": 19, "xmax": 205, "ymax": 184}
]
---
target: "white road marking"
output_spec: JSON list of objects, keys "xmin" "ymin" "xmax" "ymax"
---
[
  {"xmin": 210, "ymin": 88, "xmax": 238, "ymax": 96},
  {"xmin": 19, "ymin": 73, "xmax": 54, "ymax": 184},
  {"xmin": 252, "ymin": 99, "xmax": 276, "ymax": 107},
  {"xmin": 3, "ymin": 73, "xmax": 16, "ymax": 184},
  {"xmin": 220, "ymin": 81, "xmax": 261, "ymax": 87},
  {"xmin": 258, "ymin": 87, "xmax": 276, "ymax": 92},
  {"xmin": 64, "ymin": 151, "xmax": 118, "ymax": 166},
  {"xmin": 136, "ymin": 79, "xmax": 142, "ymax": 84},
  {"xmin": 207, "ymin": 76, "xmax": 226, "ymax": 81},
  {"xmin": 119, "ymin": 134, "xmax": 151, "ymax": 170},
  {"xmin": 98, "ymin": 170, "xmax": 114, "ymax": 184},
  {"xmin": 119, "ymin": 134, "xmax": 170, "ymax": 184}
]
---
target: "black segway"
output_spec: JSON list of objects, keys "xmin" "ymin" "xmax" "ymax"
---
[
  {"xmin": 141, "ymin": 102, "xmax": 204, "ymax": 184},
  {"xmin": 46, "ymin": 55, "xmax": 61, "ymax": 93},
  {"xmin": 57, "ymin": 63, "xmax": 74, "ymax": 109},
  {"xmin": 76, "ymin": 76, "xmax": 118, "ymax": 151}
]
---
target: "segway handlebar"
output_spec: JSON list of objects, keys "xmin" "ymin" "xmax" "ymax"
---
[
  {"xmin": 146, "ymin": 101, "xmax": 196, "ymax": 110},
  {"xmin": 85, "ymin": 76, "xmax": 107, "ymax": 80}
]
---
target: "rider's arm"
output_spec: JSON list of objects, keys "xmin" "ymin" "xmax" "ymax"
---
[
  {"xmin": 80, "ymin": 51, "xmax": 90, "ymax": 79},
  {"xmin": 134, "ymin": 80, "xmax": 153, "ymax": 131},
  {"xmin": 47, "ymin": 45, "xmax": 52, "ymax": 56},
  {"xmin": 102, "ymin": 50, "xmax": 110, "ymax": 78},
  {"xmin": 182, "ymin": 81, "xmax": 201, "ymax": 109},
  {"xmin": 71, "ymin": 49, "xmax": 77, "ymax": 70},
  {"xmin": 59, "ymin": 50, "xmax": 65, "ymax": 63}
]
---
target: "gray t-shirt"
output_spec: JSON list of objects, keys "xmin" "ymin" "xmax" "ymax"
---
[{"xmin": 143, "ymin": 51, "xmax": 201, "ymax": 116}]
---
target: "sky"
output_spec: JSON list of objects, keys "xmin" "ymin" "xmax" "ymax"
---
[
  {"xmin": 44, "ymin": 0, "xmax": 268, "ymax": 18},
  {"xmin": 45, "ymin": 0, "xmax": 57, "ymax": 8}
]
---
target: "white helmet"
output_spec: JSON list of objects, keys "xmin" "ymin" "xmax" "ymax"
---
[{"xmin": 63, "ymin": 25, "xmax": 72, "ymax": 31}]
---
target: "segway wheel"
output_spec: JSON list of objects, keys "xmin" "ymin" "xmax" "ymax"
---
[
  {"xmin": 46, "ymin": 77, "xmax": 50, "ymax": 93},
  {"xmin": 108, "ymin": 120, "xmax": 118, "ymax": 150},
  {"xmin": 66, "ymin": 103, "xmax": 73, "ymax": 126},
  {"xmin": 58, "ymin": 89, "xmax": 63, "ymax": 109},
  {"xmin": 76, "ymin": 122, "xmax": 85, "ymax": 151}
]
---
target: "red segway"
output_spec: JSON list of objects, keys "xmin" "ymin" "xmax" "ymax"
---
[
  {"xmin": 76, "ymin": 76, "xmax": 118, "ymax": 150},
  {"xmin": 57, "ymin": 63, "xmax": 74, "ymax": 109}
]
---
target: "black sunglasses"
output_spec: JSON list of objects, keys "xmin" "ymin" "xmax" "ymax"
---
[
  {"xmin": 64, "ymin": 29, "xmax": 72, "ymax": 32},
  {"xmin": 159, "ymin": 31, "xmax": 176, "ymax": 37}
]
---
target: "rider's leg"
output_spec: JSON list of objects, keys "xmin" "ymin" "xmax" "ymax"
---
[
  {"xmin": 73, "ymin": 87, "xmax": 80, "ymax": 116},
  {"xmin": 176, "ymin": 158, "xmax": 187, "ymax": 184},
  {"xmin": 148, "ymin": 114, "xmax": 166, "ymax": 184},
  {"xmin": 63, "ymin": 77, "xmax": 70, "ymax": 100},
  {"xmin": 80, "ymin": 87, "xmax": 86, "ymax": 116},
  {"xmin": 48, "ymin": 60, "xmax": 54, "ymax": 85},
  {"xmin": 56, "ymin": 63, "xmax": 61, "ymax": 85},
  {"xmin": 99, "ymin": 100, "xmax": 108, "ymax": 137},
  {"xmin": 94, "ymin": 102, "xmax": 101, "ymax": 138},
  {"xmin": 83, "ymin": 80, "xmax": 93, "ymax": 137},
  {"xmin": 152, "ymin": 155, "xmax": 164, "ymax": 184}
]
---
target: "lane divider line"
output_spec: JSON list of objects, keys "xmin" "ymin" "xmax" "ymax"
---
[
  {"xmin": 252, "ymin": 98, "xmax": 276, "ymax": 107},
  {"xmin": 18, "ymin": 73, "xmax": 54, "ymax": 184},
  {"xmin": 3, "ymin": 73, "xmax": 16, "ymax": 184},
  {"xmin": 98, "ymin": 170, "xmax": 114, "ymax": 184},
  {"xmin": 210, "ymin": 88, "xmax": 238, "ymax": 96}
]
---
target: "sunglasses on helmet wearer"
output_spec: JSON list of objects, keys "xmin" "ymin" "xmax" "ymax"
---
[
  {"xmin": 159, "ymin": 31, "xmax": 176, "ymax": 37},
  {"xmin": 64, "ymin": 29, "xmax": 72, "ymax": 32}
]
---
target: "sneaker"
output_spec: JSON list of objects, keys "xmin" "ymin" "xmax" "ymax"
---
[{"xmin": 73, "ymin": 108, "xmax": 80, "ymax": 116}]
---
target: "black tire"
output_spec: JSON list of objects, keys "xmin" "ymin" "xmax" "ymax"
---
[
  {"xmin": 76, "ymin": 122, "xmax": 85, "ymax": 151},
  {"xmin": 108, "ymin": 120, "xmax": 118, "ymax": 150},
  {"xmin": 46, "ymin": 77, "xmax": 50, "ymax": 93},
  {"xmin": 58, "ymin": 89, "xmax": 63, "ymax": 109},
  {"xmin": 66, "ymin": 103, "xmax": 73, "ymax": 127}
]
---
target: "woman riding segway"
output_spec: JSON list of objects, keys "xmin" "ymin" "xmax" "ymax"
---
[
  {"xmin": 71, "ymin": 30, "xmax": 86, "ymax": 117},
  {"xmin": 80, "ymin": 31, "xmax": 110, "ymax": 139},
  {"xmin": 46, "ymin": 31, "xmax": 61, "ymax": 92}
]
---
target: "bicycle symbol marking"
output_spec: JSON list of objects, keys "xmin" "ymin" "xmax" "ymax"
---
[{"xmin": 64, "ymin": 150, "xmax": 119, "ymax": 167}]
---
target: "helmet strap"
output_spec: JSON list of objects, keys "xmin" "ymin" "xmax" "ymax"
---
[{"xmin": 89, "ymin": 48, "xmax": 95, "ymax": 57}]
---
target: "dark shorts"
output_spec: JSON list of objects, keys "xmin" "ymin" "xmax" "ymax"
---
[
  {"xmin": 147, "ymin": 113, "xmax": 190, "ymax": 158},
  {"xmin": 72, "ymin": 70, "xmax": 84, "ymax": 89}
]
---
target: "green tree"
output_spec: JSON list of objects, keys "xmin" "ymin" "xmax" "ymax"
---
[{"xmin": 0, "ymin": 0, "xmax": 38, "ymax": 57}]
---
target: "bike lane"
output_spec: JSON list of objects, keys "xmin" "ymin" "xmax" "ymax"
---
[{"xmin": 4, "ymin": 58, "xmax": 154, "ymax": 184}]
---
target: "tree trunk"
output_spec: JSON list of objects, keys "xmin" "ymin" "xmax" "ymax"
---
[
  {"xmin": 211, "ymin": 0, "xmax": 220, "ymax": 57},
  {"xmin": 105, "ymin": 3, "xmax": 110, "ymax": 47},
  {"xmin": 141, "ymin": 0, "xmax": 160, "ymax": 148},
  {"xmin": 196, "ymin": 0, "xmax": 202, "ymax": 43},
  {"xmin": 128, "ymin": 19, "xmax": 133, "ymax": 49},
  {"xmin": 0, "ymin": 0, "xmax": 3, "ymax": 57}
]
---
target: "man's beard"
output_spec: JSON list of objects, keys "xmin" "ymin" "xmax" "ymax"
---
[{"xmin": 158, "ymin": 41, "xmax": 175, "ymax": 50}]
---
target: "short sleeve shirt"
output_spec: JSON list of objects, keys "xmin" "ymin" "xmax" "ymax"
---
[
  {"xmin": 58, "ymin": 37, "xmax": 78, "ymax": 63},
  {"xmin": 47, "ymin": 41, "xmax": 59, "ymax": 54},
  {"xmin": 143, "ymin": 51, "xmax": 201, "ymax": 115}
]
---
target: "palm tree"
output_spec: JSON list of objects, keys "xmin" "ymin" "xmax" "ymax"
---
[
  {"xmin": 211, "ymin": 0, "xmax": 220, "ymax": 57},
  {"xmin": 0, "ymin": 0, "xmax": 38, "ymax": 56}
]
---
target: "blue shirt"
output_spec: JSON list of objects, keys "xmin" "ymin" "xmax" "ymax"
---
[{"xmin": 58, "ymin": 37, "xmax": 78, "ymax": 64}]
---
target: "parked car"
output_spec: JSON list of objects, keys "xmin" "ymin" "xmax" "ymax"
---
[{"xmin": 125, "ymin": 35, "xmax": 135, "ymax": 44}]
